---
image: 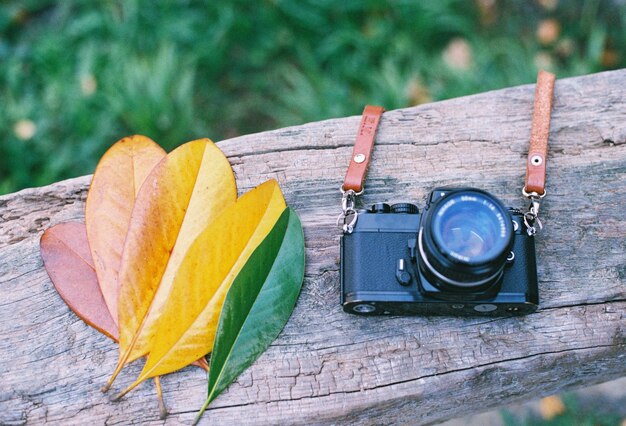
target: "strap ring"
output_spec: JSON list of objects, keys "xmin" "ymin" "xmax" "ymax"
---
[
  {"xmin": 522, "ymin": 188, "xmax": 547, "ymax": 199},
  {"xmin": 340, "ymin": 186, "xmax": 364, "ymax": 197}
]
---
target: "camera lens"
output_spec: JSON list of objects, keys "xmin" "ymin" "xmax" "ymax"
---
[
  {"xmin": 433, "ymin": 199, "xmax": 504, "ymax": 261},
  {"xmin": 419, "ymin": 189, "xmax": 513, "ymax": 291}
]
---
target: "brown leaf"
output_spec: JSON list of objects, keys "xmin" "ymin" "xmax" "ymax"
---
[{"xmin": 41, "ymin": 222, "xmax": 118, "ymax": 340}]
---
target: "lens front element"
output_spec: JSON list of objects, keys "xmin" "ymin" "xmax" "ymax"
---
[
  {"xmin": 433, "ymin": 195, "xmax": 509, "ymax": 264},
  {"xmin": 419, "ymin": 189, "xmax": 513, "ymax": 291}
]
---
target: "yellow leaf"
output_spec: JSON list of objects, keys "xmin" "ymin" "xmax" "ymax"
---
[
  {"xmin": 85, "ymin": 135, "xmax": 166, "ymax": 322},
  {"xmin": 107, "ymin": 139, "xmax": 237, "ymax": 388},
  {"xmin": 118, "ymin": 179, "xmax": 286, "ymax": 393}
]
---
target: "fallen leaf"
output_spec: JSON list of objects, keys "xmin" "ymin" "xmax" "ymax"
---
[
  {"xmin": 115, "ymin": 179, "xmax": 286, "ymax": 398},
  {"xmin": 108, "ymin": 139, "xmax": 238, "ymax": 387},
  {"xmin": 41, "ymin": 222, "xmax": 118, "ymax": 340},
  {"xmin": 40, "ymin": 221, "xmax": 209, "ymax": 372},
  {"xmin": 85, "ymin": 135, "xmax": 166, "ymax": 323},
  {"xmin": 195, "ymin": 207, "xmax": 304, "ymax": 423},
  {"xmin": 40, "ymin": 221, "xmax": 198, "ymax": 419}
]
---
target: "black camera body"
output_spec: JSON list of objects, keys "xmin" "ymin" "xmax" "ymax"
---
[{"xmin": 340, "ymin": 187, "xmax": 539, "ymax": 316}]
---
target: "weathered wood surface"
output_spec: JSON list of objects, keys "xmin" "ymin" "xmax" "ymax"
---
[{"xmin": 1, "ymin": 70, "xmax": 625, "ymax": 425}]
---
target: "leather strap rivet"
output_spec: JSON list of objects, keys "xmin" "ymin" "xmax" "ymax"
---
[
  {"xmin": 530, "ymin": 155, "xmax": 543, "ymax": 166},
  {"xmin": 353, "ymin": 153, "xmax": 366, "ymax": 164}
]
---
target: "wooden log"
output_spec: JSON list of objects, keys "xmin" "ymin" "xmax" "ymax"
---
[{"xmin": 1, "ymin": 70, "xmax": 625, "ymax": 425}]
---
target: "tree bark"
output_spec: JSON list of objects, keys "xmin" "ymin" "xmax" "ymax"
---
[{"xmin": 1, "ymin": 69, "xmax": 625, "ymax": 425}]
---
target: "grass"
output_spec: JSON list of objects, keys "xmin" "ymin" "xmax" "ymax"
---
[{"xmin": 1, "ymin": 0, "xmax": 625, "ymax": 194}]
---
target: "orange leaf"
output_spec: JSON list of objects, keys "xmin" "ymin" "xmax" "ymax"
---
[
  {"xmin": 108, "ymin": 139, "xmax": 237, "ymax": 387},
  {"xmin": 116, "ymin": 179, "xmax": 286, "ymax": 396},
  {"xmin": 85, "ymin": 135, "xmax": 166, "ymax": 323}
]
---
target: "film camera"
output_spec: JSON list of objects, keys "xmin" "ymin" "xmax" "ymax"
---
[{"xmin": 340, "ymin": 187, "xmax": 539, "ymax": 316}]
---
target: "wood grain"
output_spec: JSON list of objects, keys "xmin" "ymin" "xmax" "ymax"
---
[{"xmin": 1, "ymin": 70, "xmax": 625, "ymax": 425}]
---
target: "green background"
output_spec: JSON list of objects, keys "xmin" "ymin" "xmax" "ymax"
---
[{"xmin": 0, "ymin": 0, "xmax": 624, "ymax": 196}]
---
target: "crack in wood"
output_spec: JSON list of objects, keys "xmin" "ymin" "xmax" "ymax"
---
[{"xmin": 202, "ymin": 344, "xmax": 625, "ymax": 411}]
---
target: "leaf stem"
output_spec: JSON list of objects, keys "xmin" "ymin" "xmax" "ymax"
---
[
  {"xmin": 112, "ymin": 377, "xmax": 143, "ymax": 401},
  {"xmin": 195, "ymin": 356, "xmax": 209, "ymax": 371},
  {"xmin": 192, "ymin": 396, "xmax": 213, "ymax": 426},
  {"xmin": 102, "ymin": 351, "xmax": 129, "ymax": 392},
  {"xmin": 104, "ymin": 328, "xmax": 144, "ymax": 391},
  {"xmin": 154, "ymin": 376, "xmax": 168, "ymax": 420}
]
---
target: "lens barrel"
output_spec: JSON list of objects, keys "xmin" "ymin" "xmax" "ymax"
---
[{"xmin": 418, "ymin": 189, "xmax": 513, "ymax": 292}]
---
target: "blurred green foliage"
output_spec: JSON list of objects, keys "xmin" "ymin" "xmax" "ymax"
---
[
  {"xmin": 1, "ymin": 0, "xmax": 625, "ymax": 193},
  {"xmin": 501, "ymin": 393, "xmax": 623, "ymax": 426}
]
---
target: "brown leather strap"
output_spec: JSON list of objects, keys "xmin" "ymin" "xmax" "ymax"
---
[
  {"xmin": 524, "ymin": 70, "xmax": 556, "ymax": 196},
  {"xmin": 342, "ymin": 105, "xmax": 385, "ymax": 193}
]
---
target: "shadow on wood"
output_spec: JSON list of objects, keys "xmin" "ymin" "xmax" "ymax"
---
[{"xmin": 1, "ymin": 69, "xmax": 625, "ymax": 425}]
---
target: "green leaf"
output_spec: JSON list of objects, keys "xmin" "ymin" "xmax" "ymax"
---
[{"xmin": 194, "ymin": 207, "xmax": 305, "ymax": 424}]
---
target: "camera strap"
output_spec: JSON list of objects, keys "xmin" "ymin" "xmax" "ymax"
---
[
  {"xmin": 522, "ymin": 70, "xmax": 556, "ymax": 235},
  {"xmin": 337, "ymin": 71, "xmax": 555, "ymax": 236},
  {"xmin": 338, "ymin": 105, "xmax": 385, "ymax": 233}
]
